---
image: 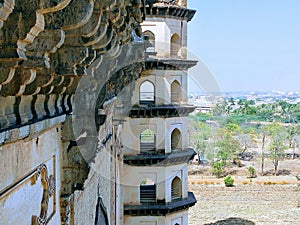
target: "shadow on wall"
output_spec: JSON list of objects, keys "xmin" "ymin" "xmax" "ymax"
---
[{"xmin": 205, "ymin": 217, "xmax": 255, "ymax": 225}]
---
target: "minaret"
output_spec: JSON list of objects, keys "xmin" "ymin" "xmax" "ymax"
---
[{"xmin": 120, "ymin": 1, "xmax": 197, "ymax": 224}]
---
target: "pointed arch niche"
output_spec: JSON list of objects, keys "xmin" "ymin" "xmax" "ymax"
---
[
  {"xmin": 139, "ymin": 80, "xmax": 155, "ymax": 105},
  {"xmin": 171, "ymin": 80, "xmax": 181, "ymax": 103},
  {"xmin": 170, "ymin": 33, "xmax": 181, "ymax": 58},
  {"xmin": 143, "ymin": 30, "xmax": 155, "ymax": 53},
  {"xmin": 140, "ymin": 128, "xmax": 156, "ymax": 152},
  {"xmin": 171, "ymin": 128, "xmax": 182, "ymax": 151},
  {"xmin": 171, "ymin": 176, "xmax": 182, "ymax": 200},
  {"xmin": 140, "ymin": 178, "xmax": 156, "ymax": 203}
]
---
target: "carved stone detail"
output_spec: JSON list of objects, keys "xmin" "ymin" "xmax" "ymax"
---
[
  {"xmin": 0, "ymin": 0, "xmax": 147, "ymax": 131},
  {"xmin": 31, "ymin": 164, "xmax": 56, "ymax": 225}
]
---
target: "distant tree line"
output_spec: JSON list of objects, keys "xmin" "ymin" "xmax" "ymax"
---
[{"xmin": 189, "ymin": 99, "xmax": 300, "ymax": 177}]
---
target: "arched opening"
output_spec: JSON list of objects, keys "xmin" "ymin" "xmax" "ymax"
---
[
  {"xmin": 140, "ymin": 129, "xmax": 156, "ymax": 152},
  {"xmin": 140, "ymin": 178, "xmax": 156, "ymax": 203},
  {"xmin": 94, "ymin": 196, "xmax": 109, "ymax": 225},
  {"xmin": 171, "ymin": 80, "xmax": 181, "ymax": 103},
  {"xmin": 170, "ymin": 33, "xmax": 180, "ymax": 58},
  {"xmin": 171, "ymin": 176, "xmax": 182, "ymax": 200},
  {"xmin": 139, "ymin": 80, "xmax": 155, "ymax": 105},
  {"xmin": 143, "ymin": 30, "xmax": 155, "ymax": 53},
  {"xmin": 171, "ymin": 128, "xmax": 182, "ymax": 151}
]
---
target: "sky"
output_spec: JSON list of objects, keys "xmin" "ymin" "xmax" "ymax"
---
[{"xmin": 187, "ymin": 0, "xmax": 300, "ymax": 93}]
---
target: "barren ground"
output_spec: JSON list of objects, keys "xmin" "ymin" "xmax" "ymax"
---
[{"xmin": 188, "ymin": 158, "xmax": 300, "ymax": 225}]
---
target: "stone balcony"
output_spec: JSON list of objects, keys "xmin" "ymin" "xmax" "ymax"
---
[
  {"xmin": 129, "ymin": 104, "xmax": 196, "ymax": 118},
  {"xmin": 124, "ymin": 191, "xmax": 197, "ymax": 216},
  {"xmin": 123, "ymin": 148, "xmax": 196, "ymax": 166},
  {"xmin": 145, "ymin": 57, "xmax": 198, "ymax": 70}
]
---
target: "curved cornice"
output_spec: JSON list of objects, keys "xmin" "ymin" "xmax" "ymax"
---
[
  {"xmin": 0, "ymin": 0, "xmax": 147, "ymax": 131},
  {"xmin": 145, "ymin": 5, "xmax": 196, "ymax": 22},
  {"xmin": 124, "ymin": 192, "xmax": 197, "ymax": 216}
]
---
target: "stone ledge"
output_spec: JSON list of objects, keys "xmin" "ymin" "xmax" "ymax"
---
[
  {"xmin": 123, "ymin": 148, "xmax": 196, "ymax": 166},
  {"xmin": 124, "ymin": 192, "xmax": 197, "ymax": 216},
  {"xmin": 0, "ymin": 115, "xmax": 66, "ymax": 146},
  {"xmin": 145, "ymin": 58, "xmax": 198, "ymax": 70}
]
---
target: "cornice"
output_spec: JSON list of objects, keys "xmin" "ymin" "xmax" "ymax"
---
[
  {"xmin": 124, "ymin": 192, "xmax": 197, "ymax": 216},
  {"xmin": 0, "ymin": 0, "xmax": 146, "ymax": 131}
]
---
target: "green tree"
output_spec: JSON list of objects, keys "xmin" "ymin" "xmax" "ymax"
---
[
  {"xmin": 265, "ymin": 123, "xmax": 287, "ymax": 175},
  {"xmin": 260, "ymin": 123, "xmax": 278, "ymax": 175},
  {"xmin": 215, "ymin": 129, "xmax": 242, "ymax": 166},
  {"xmin": 212, "ymin": 101, "xmax": 232, "ymax": 116},
  {"xmin": 225, "ymin": 122, "xmax": 242, "ymax": 134},
  {"xmin": 287, "ymin": 124, "xmax": 300, "ymax": 148},
  {"xmin": 234, "ymin": 99, "xmax": 256, "ymax": 115},
  {"xmin": 190, "ymin": 121, "xmax": 211, "ymax": 164}
]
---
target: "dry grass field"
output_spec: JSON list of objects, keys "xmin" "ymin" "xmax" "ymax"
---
[{"xmin": 188, "ymin": 159, "xmax": 300, "ymax": 225}]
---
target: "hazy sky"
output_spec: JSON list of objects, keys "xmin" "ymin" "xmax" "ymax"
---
[{"xmin": 187, "ymin": 0, "xmax": 300, "ymax": 93}]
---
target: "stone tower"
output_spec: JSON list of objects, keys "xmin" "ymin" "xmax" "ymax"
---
[{"xmin": 120, "ymin": 1, "xmax": 198, "ymax": 224}]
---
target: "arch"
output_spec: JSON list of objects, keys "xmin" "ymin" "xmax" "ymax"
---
[
  {"xmin": 140, "ymin": 129, "xmax": 156, "ymax": 152},
  {"xmin": 170, "ymin": 33, "xmax": 181, "ymax": 58},
  {"xmin": 94, "ymin": 196, "xmax": 109, "ymax": 225},
  {"xmin": 143, "ymin": 30, "xmax": 155, "ymax": 53},
  {"xmin": 171, "ymin": 128, "xmax": 182, "ymax": 151},
  {"xmin": 171, "ymin": 80, "xmax": 181, "ymax": 103},
  {"xmin": 171, "ymin": 176, "xmax": 182, "ymax": 200},
  {"xmin": 140, "ymin": 178, "xmax": 156, "ymax": 203},
  {"xmin": 139, "ymin": 80, "xmax": 155, "ymax": 105}
]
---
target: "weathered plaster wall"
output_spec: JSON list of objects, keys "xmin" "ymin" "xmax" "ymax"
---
[
  {"xmin": 72, "ymin": 102, "xmax": 116, "ymax": 225},
  {"xmin": 0, "ymin": 116, "xmax": 65, "ymax": 225}
]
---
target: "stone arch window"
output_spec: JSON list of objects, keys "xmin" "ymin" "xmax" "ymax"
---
[
  {"xmin": 140, "ymin": 178, "xmax": 156, "ymax": 203},
  {"xmin": 171, "ymin": 176, "xmax": 182, "ymax": 200},
  {"xmin": 140, "ymin": 80, "xmax": 155, "ymax": 105},
  {"xmin": 170, "ymin": 33, "xmax": 181, "ymax": 58},
  {"xmin": 140, "ymin": 129, "xmax": 156, "ymax": 152},
  {"xmin": 171, "ymin": 128, "xmax": 182, "ymax": 151},
  {"xmin": 171, "ymin": 80, "xmax": 181, "ymax": 103},
  {"xmin": 94, "ymin": 196, "xmax": 109, "ymax": 225},
  {"xmin": 143, "ymin": 30, "xmax": 155, "ymax": 53}
]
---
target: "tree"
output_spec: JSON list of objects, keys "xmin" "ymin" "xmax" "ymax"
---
[
  {"xmin": 225, "ymin": 122, "xmax": 241, "ymax": 134},
  {"xmin": 234, "ymin": 99, "xmax": 256, "ymax": 115},
  {"xmin": 287, "ymin": 124, "xmax": 300, "ymax": 148},
  {"xmin": 235, "ymin": 126, "xmax": 257, "ymax": 155},
  {"xmin": 215, "ymin": 129, "xmax": 242, "ymax": 166},
  {"xmin": 190, "ymin": 121, "xmax": 211, "ymax": 164},
  {"xmin": 266, "ymin": 123, "xmax": 287, "ymax": 175},
  {"xmin": 212, "ymin": 101, "xmax": 232, "ymax": 116}
]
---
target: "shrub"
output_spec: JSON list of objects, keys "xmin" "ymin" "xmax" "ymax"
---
[
  {"xmin": 248, "ymin": 166, "xmax": 257, "ymax": 178},
  {"xmin": 212, "ymin": 161, "xmax": 224, "ymax": 178},
  {"xmin": 224, "ymin": 176, "xmax": 234, "ymax": 187}
]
